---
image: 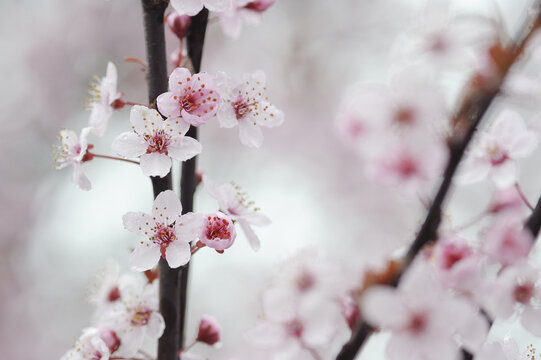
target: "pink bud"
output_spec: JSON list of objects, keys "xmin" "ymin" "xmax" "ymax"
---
[
  {"xmin": 166, "ymin": 12, "xmax": 191, "ymax": 39},
  {"xmin": 244, "ymin": 0, "xmax": 276, "ymax": 13},
  {"xmin": 196, "ymin": 315, "xmax": 221, "ymax": 346},
  {"xmin": 99, "ymin": 328, "xmax": 121, "ymax": 353}
]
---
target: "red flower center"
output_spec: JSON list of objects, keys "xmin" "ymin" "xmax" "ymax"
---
[
  {"xmin": 131, "ymin": 307, "xmax": 152, "ymax": 327},
  {"xmin": 514, "ymin": 283, "xmax": 534, "ymax": 304},
  {"xmin": 205, "ymin": 216, "xmax": 232, "ymax": 241},
  {"xmin": 145, "ymin": 130, "xmax": 170, "ymax": 154}
]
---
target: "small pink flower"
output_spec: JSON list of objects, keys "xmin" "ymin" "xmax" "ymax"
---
[
  {"xmin": 54, "ymin": 127, "xmax": 94, "ymax": 191},
  {"xmin": 199, "ymin": 212, "xmax": 236, "ymax": 251},
  {"xmin": 88, "ymin": 62, "xmax": 122, "ymax": 136},
  {"xmin": 218, "ymin": 0, "xmax": 276, "ymax": 38},
  {"xmin": 122, "ymin": 190, "xmax": 196, "ymax": 271},
  {"xmin": 483, "ymin": 262, "xmax": 541, "ymax": 336},
  {"xmin": 61, "ymin": 327, "xmax": 117, "ymax": 360},
  {"xmin": 196, "ymin": 315, "xmax": 221, "ymax": 345},
  {"xmin": 170, "ymin": 0, "xmax": 232, "ymax": 16},
  {"xmin": 112, "ymin": 105, "xmax": 201, "ymax": 177},
  {"xmin": 157, "ymin": 68, "xmax": 221, "ymax": 127},
  {"xmin": 216, "ymin": 70, "xmax": 284, "ymax": 147},
  {"xmin": 457, "ymin": 110, "xmax": 538, "ymax": 188},
  {"xmin": 488, "ymin": 187, "xmax": 525, "ymax": 214},
  {"xmin": 203, "ymin": 175, "xmax": 270, "ymax": 251},
  {"xmin": 482, "ymin": 213, "xmax": 533, "ymax": 267},
  {"xmin": 166, "ymin": 11, "xmax": 191, "ymax": 39}
]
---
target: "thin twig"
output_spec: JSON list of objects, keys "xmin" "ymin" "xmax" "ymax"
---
[
  {"xmin": 515, "ymin": 182, "xmax": 534, "ymax": 211},
  {"xmin": 91, "ymin": 153, "xmax": 140, "ymax": 165}
]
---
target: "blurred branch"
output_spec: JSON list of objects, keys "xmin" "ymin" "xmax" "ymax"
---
[
  {"xmin": 178, "ymin": 8, "xmax": 209, "ymax": 349},
  {"xmin": 140, "ymin": 2, "xmax": 179, "ymax": 360},
  {"xmin": 336, "ymin": 8, "xmax": 541, "ymax": 360}
]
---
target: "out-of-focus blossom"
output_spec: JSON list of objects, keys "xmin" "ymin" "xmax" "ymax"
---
[
  {"xmin": 488, "ymin": 186, "xmax": 525, "ymax": 214},
  {"xmin": 157, "ymin": 68, "xmax": 221, "ymax": 127},
  {"xmin": 89, "ymin": 260, "xmax": 122, "ymax": 322},
  {"xmin": 457, "ymin": 110, "xmax": 538, "ymax": 188},
  {"xmin": 166, "ymin": 11, "xmax": 191, "ymax": 39},
  {"xmin": 483, "ymin": 262, "xmax": 541, "ymax": 336},
  {"xmin": 432, "ymin": 234, "xmax": 484, "ymax": 297},
  {"xmin": 100, "ymin": 277, "xmax": 164, "ymax": 357},
  {"xmin": 482, "ymin": 213, "xmax": 533, "ymax": 267},
  {"xmin": 61, "ymin": 327, "xmax": 119, "ymax": 360},
  {"xmin": 88, "ymin": 62, "xmax": 122, "ymax": 136},
  {"xmin": 196, "ymin": 315, "xmax": 221, "ymax": 345},
  {"xmin": 170, "ymin": 0, "xmax": 233, "ymax": 16},
  {"xmin": 341, "ymin": 295, "xmax": 360, "ymax": 330},
  {"xmin": 54, "ymin": 127, "xmax": 94, "ymax": 191},
  {"xmin": 218, "ymin": 0, "xmax": 276, "ymax": 38},
  {"xmin": 112, "ymin": 105, "xmax": 201, "ymax": 177},
  {"xmin": 361, "ymin": 261, "xmax": 489, "ymax": 359},
  {"xmin": 475, "ymin": 335, "xmax": 528, "ymax": 360},
  {"xmin": 203, "ymin": 175, "xmax": 270, "ymax": 251},
  {"xmin": 216, "ymin": 70, "xmax": 284, "ymax": 147},
  {"xmin": 122, "ymin": 190, "xmax": 194, "ymax": 271}
]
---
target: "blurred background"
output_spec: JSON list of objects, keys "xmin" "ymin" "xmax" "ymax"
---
[{"xmin": 1, "ymin": 0, "xmax": 541, "ymax": 359}]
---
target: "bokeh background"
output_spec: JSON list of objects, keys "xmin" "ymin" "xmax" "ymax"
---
[{"xmin": 2, "ymin": 0, "xmax": 541, "ymax": 359}]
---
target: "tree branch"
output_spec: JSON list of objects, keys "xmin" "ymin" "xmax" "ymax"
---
[
  {"xmin": 140, "ymin": 2, "xmax": 179, "ymax": 360},
  {"xmin": 336, "ymin": 9, "xmax": 541, "ymax": 360},
  {"xmin": 178, "ymin": 8, "xmax": 210, "ymax": 349}
]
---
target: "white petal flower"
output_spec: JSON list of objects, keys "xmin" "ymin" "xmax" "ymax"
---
[
  {"xmin": 54, "ymin": 127, "xmax": 93, "ymax": 191},
  {"xmin": 88, "ymin": 62, "xmax": 122, "ymax": 136}
]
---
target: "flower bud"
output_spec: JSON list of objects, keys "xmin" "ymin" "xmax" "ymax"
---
[
  {"xmin": 196, "ymin": 315, "xmax": 221, "ymax": 346},
  {"xmin": 166, "ymin": 12, "xmax": 191, "ymax": 39}
]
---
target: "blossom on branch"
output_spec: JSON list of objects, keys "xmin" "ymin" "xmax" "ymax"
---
[
  {"xmin": 203, "ymin": 175, "xmax": 270, "ymax": 251},
  {"xmin": 157, "ymin": 67, "xmax": 221, "ymax": 127},
  {"xmin": 457, "ymin": 110, "xmax": 538, "ymax": 188},
  {"xmin": 122, "ymin": 190, "xmax": 196, "ymax": 271},
  {"xmin": 87, "ymin": 62, "xmax": 122, "ymax": 136},
  {"xmin": 54, "ymin": 127, "xmax": 94, "ymax": 191},
  {"xmin": 196, "ymin": 315, "xmax": 221, "ymax": 345},
  {"xmin": 216, "ymin": 70, "xmax": 284, "ymax": 147},
  {"xmin": 61, "ymin": 327, "xmax": 120, "ymax": 360},
  {"xmin": 218, "ymin": 0, "xmax": 276, "ymax": 38},
  {"xmin": 170, "ymin": 0, "xmax": 233, "ymax": 16},
  {"xmin": 112, "ymin": 105, "xmax": 201, "ymax": 177}
]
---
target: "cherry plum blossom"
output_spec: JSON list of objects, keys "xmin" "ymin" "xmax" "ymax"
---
[
  {"xmin": 99, "ymin": 277, "xmax": 164, "ymax": 357},
  {"xmin": 218, "ymin": 0, "xmax": 276, "ymax": 38},
  {"xmin": 170, "ymin": 0, "xmax": 232, "ymax": 16},
  {"xmin": 157, "ymin": 67, "xmax": 221, "ymax": 126},
  {"xmin": 203, "ymin": 175, "xmax": 270, "ymax": 251},
  {"xmin": 216, "ymin": 70, "xmax": 283, "ymax": 147},
  {"xmin": 61, "ymin": 327, "xmax": 120, "ymax": 360},
  {"xmin": 198, "ymin": 212, "xmax": 237, "ymax": 251},
  {"xmin": 54, "ymin": 127, "xmax": 94, "ymax": 191},
  {"xmin": 483, "ymin": 262, "xmax": 541, "ymax": 336},
  {"xmin": 122, "ymin": 190, "xmax": 195, "ymax": 271},
  {"xmin": 112, "ymin": 105, "xmax": 201, "ymax": 177},
  {"xmin": 457, "ymin": 110, "xmax": 538, "ymax": 188},
  {"xmin": 166, "ymin": 11, "xmax": 191, "ymax": 39},
  {"xmin": 88, "ymin": 62, "xmax": 122, "ymax": 136}
]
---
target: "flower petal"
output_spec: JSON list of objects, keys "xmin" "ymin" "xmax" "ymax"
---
[
  {"xmin": 170, "ymin": 0, "xmax": 204, "ymax": 16},
  {"xmin": 168, "ymin": 67, "xmax": 193, "ymax": 94},
  {"xmin": 140, "ymin": 153, "xmax": 172, "ymax": 178},
  {"xmin": 165, "ymin": 240, "xmax": 191, "ymax": 268},
  {"xmin": 157, "ymin": 92, "xmax": 181, "ymax": 119},
  {"xmin": 239, "ymin": 219, "xmax": 261, "ymax": 251},
  {"xmin": 152, "ymin": 190, "xmax": 182, "ymax": 225},
  {"xmin": 167, "ymin": 136, "xmax": 202, "ymax": 162},
  {"xmin": 72, "ymin": 163, "xmax": 91, "ymax": 191},
  {"xmin": 217, "ymin": 103, "xmax": 239, "ymax": 128},
  {"xmin": 238, "ymin": 119, "xmax": 263, "ymax": 148},
  {"xmin": 147, "ymin": 313, "xmax": 165, "ymax": 339},
  {"xmin": 112, "ymin": 132, "xmax": 147, "ymax": 158},
  {"xmin": 130, "ymin": 243, "xmax": 161, "ymax": 272},
  {"xmin": 122, "ymin": 212, "xmax": 154, "ymax": 235}
]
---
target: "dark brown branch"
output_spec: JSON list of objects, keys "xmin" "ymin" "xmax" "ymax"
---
[
  {"xmin": 140, "ymin": 2, "xmax": 179, "ymax": 360},
  {"xmin": 177, "ymin": 8, "xmax": 209, "ymax": 349},
  {"xmin": 336, "ymin": 10, "xmax": 541, "ymax": 360}
]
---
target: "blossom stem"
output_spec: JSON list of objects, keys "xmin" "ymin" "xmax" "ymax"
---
[
  {"xmin": 140, "ymin": 2, "xmax": 179, "ymax": 360},
  {"xmin": 336, "ymin": 7, "xmax": 541, "ymax": 360},
  {"xmin": 123, "ymin": 101, "xmax": 147, "ymax": 107},
  {"xmin": 453, "ymin": 210, "xmax": 487, "ymax": 232},
  {"xmin": 178, "ymin": 8, "xmax": 209, "ymax": 350},
  {"xmin": 514, "ymin": 182, "xmax": 534, "ymax": 211},
  {"xmin": 90, "ymin": 153, "xmax": 140, "ymax": 165},
  {"xmin": 177, "ymin": 340, "xmax": 197, "ymax": 357}
]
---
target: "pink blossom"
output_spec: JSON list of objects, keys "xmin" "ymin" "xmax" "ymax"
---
[
  {"xmin": 361, "ymin": 261, "xmax": 489, "ymax": 359},
  {"xmin": 99, "ymin": 277, "xmax": 164, "ymax": 357},
  {"xmin": 61, "ymin": 327, "xmax": 118, "ymax": 360},
  {"xmin": 112, "ymin": 105, "xmax": 201, "ymax": 177},
  {"xmin": 216, "ymin": 70, "xmax": 284, "ymax": 147},
  {"xmin": 199, "ymin": 212, "xmax": 237, "ymax": 251},
  {"xmin": 482, "ymin": 213, "xmax": 533, "ymax": 267},
  {"xmin": 170, "ymin": 0, "xmax": 232, "ymax": 16},
  {"xmin": 54, "ymin": 127, "xmax": 93, "ymax": 191},
  {"xmin": 88, "ymin": 62, "xmax": 122, "ymax": 136},
  {"xmin": 203, "ymin": 175, "xmax": 270, "ymax": 251},
  {"xmin": 166, "ymin": 11, "xmax": 191, "ymax": 39},
  {"xmin": 475, "ymin": 335, "xmax": 528, "ymax": 360},
  {"xmin": 218, "ymin": 0, "xmax": 276, "ymax": 38},
  {"xmin": 196, "ymin": 315, "xmax": 221, "ymax": 345},
  {"xmin": 483, "ymin": 262, "xmax": 541, "ymax": 336},
  {"xmin": 157, "ymin": 67, "xmax": 221, "ymax": 127},
  {"xmin": 122, "ymin": 190, "xmax": 195, "ymax": 271},
  {"xmin": 457, "ymin": 110, "xmax": 538, "ymax": 188},
  {"xmin": 488, "ymin": 187, "xmax": 525, "ymax": 214}
]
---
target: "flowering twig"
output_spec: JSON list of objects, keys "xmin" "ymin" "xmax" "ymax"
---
[
  {"xmin": 178, "ymin": 8, "xmax": 209, "ymax": 349},
  {"xmin": 336, "ymin": 7, "xmax": 541, "ymax": 360},
  {"xmin": 140, "ymin": 2, "xmax": 179, "ymax": 360},
  {"xmin": 90, "ymin": 153, "xmax": 140, "ymax": 165}
]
